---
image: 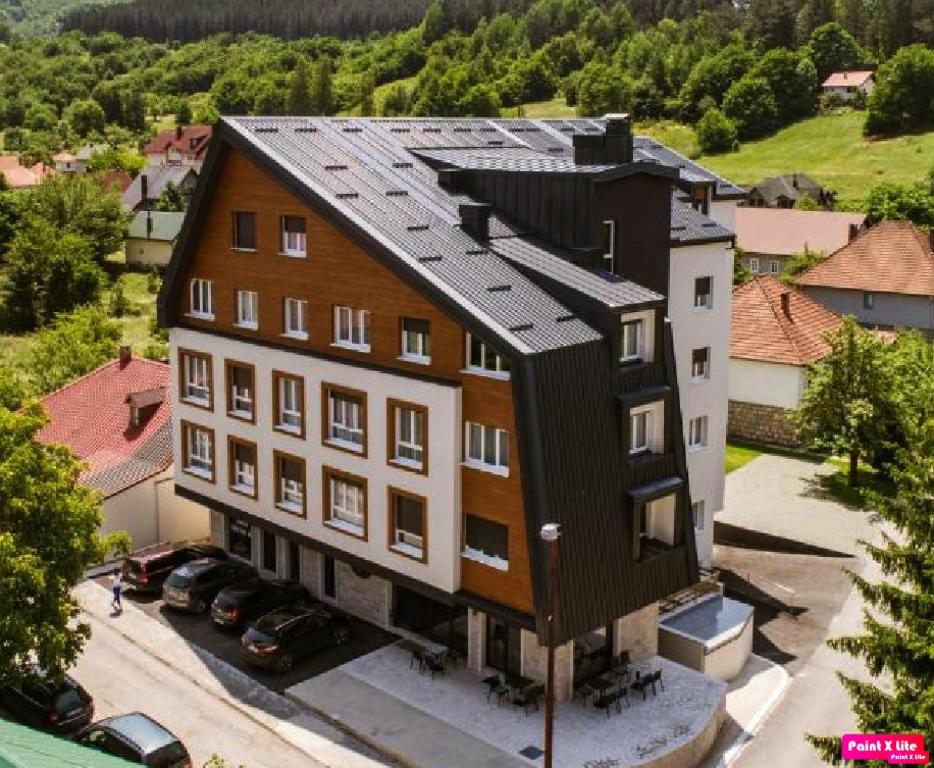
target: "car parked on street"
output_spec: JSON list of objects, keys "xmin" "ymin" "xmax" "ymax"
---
[
  {"xmin": 123, "ymin": 543, "xmax": 228, "ymax": 594},
  {"xmin": 78, "ymin": 712, "xmax": 191, "ymax": 767},
  {"xmin": 162, "ymin": 558, "xmax": 256, "ymax": 614},
  {"xmin": 211, "ymin": 578, "xmax": 311, "ymax": 630},
  {"xmin": 0, "ymin": 669, "xmax": 93, "ymax": 736},
  {"xmin": 241, "ymin": 604, "xmax": 351, "ymax": 672}
]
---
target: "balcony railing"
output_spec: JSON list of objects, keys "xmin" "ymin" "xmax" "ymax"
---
[
  {"xmin": 618, "ymin": 362, "xmax": 665, "ymax": 395},
  {"xmin": 627, "ymin": 451, "xmax": 677, "ymax": 486}
]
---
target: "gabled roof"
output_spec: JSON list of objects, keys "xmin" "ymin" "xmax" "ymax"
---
[
  {"xmin": 143, "ymin": 125, "xmax": 213, "ymax": 157},
  {"xmin": 128, "ymin": 210, "xmax": 185, "ymax": 242},
  {"xmin": 36, "ymin": 355, "xmax": 173, "ymax": 498},
  {"xmin": 793, "ymin": 220, "xmax": 934, "ymax": 297},
  {"xmin": 735, "ymin": 207, "xmax": 866, "ymax": 256},
  {"xmin": 122, "ymin": 164, "xmax": 196, "ymax": 210},
  {"xmin": 747, "ymin": 173, "xmax": 824, "ymax": 204},
  {"xmin": 101, "ymin": 170, "xmax": 133, "ymax": 194},
  {"xmin": 823, "ymin": 70, "xmax": 874, "ymax": 87},
  {"xmin": 0, "ymin": 717, "xmax": 137, "ymax": 767},
  {"xmin": 731, "ymin": 275, "xmax": 843, "ymax": 366}
]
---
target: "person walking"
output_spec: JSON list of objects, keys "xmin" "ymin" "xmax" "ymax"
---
[{"xmin": 111, "ymin": 568, "xmax": 123, "ymax": 614}]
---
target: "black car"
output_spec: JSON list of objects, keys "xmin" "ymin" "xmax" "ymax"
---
[
  {"xmin": 123, "ymin": 543, "xmax": 228, "ymax": 594},
  {"xmin": 241, "ymin": 604, "xmax": 351, "ymax": 671},
  {"xmin": 0, "ymin": 670, "xmax": 93, "ymax": 736},
  {"xmin": 78, "ymin": 712, "xmax": 191, "ymax": 767},
  {"xmin": 162, "ymin": 558, "xmax": 256, "ymax": 613},
  {"xmin": 211, "ymin": 578, "xmax": 311, "ymax": 629}
]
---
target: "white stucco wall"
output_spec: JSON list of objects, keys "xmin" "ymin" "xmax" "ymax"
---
[
  {"xmin": 669, "ymin": 238, "xmax": 734, "ymax": 567},
  {"xmin": 709, "ymin": 200, "xmax": 736, "ymax": 231},
  {"xmin": 170, "ymin": 327, "xmax": 463, "ymax": 594},
  {"xmin": 728, "ymin": 358, "xmax": 806, "ymax": 409},
  {"xmin": 799, "ymin": 286, "xmax": 933, "ymax": 333},
  {"xmin": 126, "ymin": 238, "xmax": 175, "ymax": 268}
]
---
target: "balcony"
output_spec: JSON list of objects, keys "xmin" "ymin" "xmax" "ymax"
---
[
  {"xmin": 627, "ymin": 452, "xmax": 677, "ymax": 487},
  {"xmin": 618, "ymin": 362, "xmax": 665, "ymax": 395}
]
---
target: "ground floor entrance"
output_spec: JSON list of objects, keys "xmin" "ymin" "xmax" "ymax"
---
[{"xmin": 393, "ymin": 586, "xmax": 468, "ymax": 657}]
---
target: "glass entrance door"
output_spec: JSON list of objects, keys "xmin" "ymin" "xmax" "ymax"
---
[{"xmin": 486, "ymin": 615, "xmax": 521, "ymax": 676}]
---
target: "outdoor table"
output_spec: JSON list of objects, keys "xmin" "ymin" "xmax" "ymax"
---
[
  {"xmin": 505, "ymin": 674, "xmax": 535, "ymax": 693},
  {"xmin": 422, "ymin": 642, "xmax": 448, "ymax": 664},
  {"xmin": 612, "ymin": 665, "xmax": 631, "ymax": 682},
  {"xmin": 589, "ymin": 675, "xmax": 616, "ymax": 695}
]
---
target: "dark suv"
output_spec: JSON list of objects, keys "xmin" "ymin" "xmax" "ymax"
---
[
  {"xmin": 211, "ymin": 578, "xmax": 311, "ymax": 629},
  {"xmin": 78, "ymin": 712, "xmax": 191, "ymax": 767},
  {"xmin": 162, "ymin": 558, "xmax": 257, "ymax": 613},
  {"xmin": 241, "ymin": 604, "xmax": 351, "ymax": 671},
  {"xmin": 0, "ymin": 670, "xmax": 93, "ymax": 735},
  {"xmin": 123, "ymin": 543, "xmax": 228, "ymax": 594}
]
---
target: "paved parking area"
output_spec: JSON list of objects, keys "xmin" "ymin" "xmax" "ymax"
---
[{"xmin": 107, "ymin": 581, "xmax": 394, "ymax": 694}]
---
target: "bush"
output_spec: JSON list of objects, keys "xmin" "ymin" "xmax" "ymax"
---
[
  {"xmin": 146, "ymin": 267, "xmax": 161, "ymax": 294},
  {"xmin": 722, "ymin": 77, "xmax": 778, "ymax": 139},
  {"xmin": 696, "ymin": 108, "xmax": 738, "ymax": 154},
  {"xmin": 864, "ymin": 45, "xmax": 934, "ymax": 136}
]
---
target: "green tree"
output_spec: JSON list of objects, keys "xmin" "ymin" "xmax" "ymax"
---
[
  {"xmin": 23, "ymin": 103, "xmax": 57, "ymax": 132},
  {"xmin": 864, "ymin": 181, "xmax": 934, "ymax": 227},
  {"xmin": 864, "ymin": 45, "xmax": 934, "ymax": 136},
  {"xmin": 156, "ymin": 181, "xmax": 186, "ymax": 212},
  {"xmin": 806, "ymin": 22, "xmax": 867, "ymax": 80},
  {"xmin": 745, "ymin": 0, "xmax": 797, "ymax": 48},
  {"xmin": 358, "ymin": 73, "xmax": 375, "ymax": 117},
  {"xmin": 312, "ymin": 56, "xmax": 335, "ymax": 116},
  {"xmin": 27, "ymin": 305, "xmax": 122, "ymax": 394},
  {"xmin": 722, "ymin": 77, "xmax": 778, "ymax": 139},
  {"xmin": 796, "ymin": 0, "xmax": 837, "ymax": 43},
  {"xmin": 780, "ymin": 246, "xmax": 825, "ymax": 282},
  {"xmin": 0, "ymin": 402, "xmax": 129, "ymax": 687},
  {"xmin": 733, "ymin": 245, "xmax": 752, "ymax": 284},
  {"xmin": 696, "ymin": 107, "xmax": 738, "ymax": 154},
  {"xmin": 458, "ymin": 84, "xmax": 501, "ymax": 117},
  {"xmin": 794, "ymin": 317, "xmax": 899, "ymax": 486},
  {"xmin": 751, "ymin": 49, "xmax": 819, "ymax": 123},
  {"xmin": 577, "ymin": 58, "xmax": 632, "ymax": 116},
  {"xmin": 286, "ymin": 57, "xmax": 314, "ymax": 116},
  {"xmin": 176, "ymin": 99, "xmax": 192, "ymax": 126},
  {"xmin": 65, "ymin": 99, "xmax": 105, "ymax": 138},
  {"xmin": 679, "ymin": 44, "xmax": 756, "ymax": 122},
  {"xmin": 421, "ymin": 1, "xmax": 445, "ymax": 45},
  {"xmin": 381, "ymin": 84, "xmax": 411, "ymax": 116},
  {"xmin": 0, "ymin": 368, "xmax": 26, "ymax": 411}
]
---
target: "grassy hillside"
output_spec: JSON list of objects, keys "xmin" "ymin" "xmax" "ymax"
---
[{"xmin": 0, "ymin": 0, "xmax": 128, "ymax": 35}]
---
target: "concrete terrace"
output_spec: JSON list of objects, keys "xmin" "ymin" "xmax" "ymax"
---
[{"xmin": 287, "ymin": 643, "xmax": 726, "ymax": 768}]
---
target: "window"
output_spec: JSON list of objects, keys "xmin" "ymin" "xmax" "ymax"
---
[
  {"xmin": 228, "ymin": 438, "xmax": 256, "ymax": 497},
  {"xmin": 465, "ymin": 422, "xmax": 509, "ymax": 475},
  {"xmin": 466, "ymin": 334, "xmax": 510, "ymax": 377},
  {"xmin": 283, "ymin": 298, "xmax": 308, "ymax": 340},
  {"xmin": 229, "ymin": 518, "xmax": 252, "ymax": 560},
  {"xmin": 691, "ymin": 347, "xmax": 710, "ymax": 381},
  {"xmin": 273, "ymin": 372, "xmax": 304, "ymax": 437},
  {"xmin": 463, "ymin": 514, "xmax": 508, "ymax": 570},
  {"xmin": 602, "ymin": 220, "xmax": 615, "ymax": 272},
  {"xmin": 692, "ymin": 500, "xmax": 706, "ymax": 531},
  {"xmin": 182, "ymin": 422, "xmax": 214, "ymax": 481},
  {"xmin": 629, "ymin": 410, "xmax": 651, "ymax": 455},
  {"xmin": 324, "ymin": 385, "xmax": 366, "ymax": 453},
  {"xmin": 232, "ymin": 211, "xmax": 256, "ymax": 250},
  {"xmin": 863, "ymin": 292, "xmax": 875, "ymax": 310},
  {"xmin": 333, "ymin": 306, "xmax": 371, "ymax": 352},
  {"xmin": 262, "ymin": 530, "xmax": 277, "ymax": 572},
  {"xmin": 275, "ymin": 452, "xmax": 305, "ymax": 516},
  {"xmin": 400, "ymin": 317, "xmax": 431, "ymax": 364},
  {"xmin": 389, "ymin": 489, "xmax": 426, "ymax": 561},
  {"xmin": 693, "ymin": 276, "xmax": 712, "ymax": 310},
  {"xmin": 180, "ymin": 350, "xmax": 212, "ymax": 408},
  {"xmin": 189, "ymin": 279, "xmax": 214, "ymax": 319},
  {"xmin": 621, "ymin": 319, "xmax": 643, "ymax": 362},
  {"xmin": 225, "ymin": 361, "xmax": 254, "ymax": 422},
  {"xmin": 389, "ymin": 400, "xmax": 427, "ymax": 472},
  {"xmin": 749, "ymin": 257, "xmax": 760, "ymax": 273},
  {"xmin": 770, "ymin": 260, "xmax": 780, "ymax": 274},
  {"xmin": 688, "ymin": 415, "xmax": 708, "ymax": 450},
  {"xmin": 325, "ymin": 469, "xmax": 366, "ymax": 538},
  {"xmin": 281, "ymin": 215, "xmax": 307, "ymax": 257},
  {"xmin": 235, "ymin": 290, "xmax": 258, "ymax": 330}
]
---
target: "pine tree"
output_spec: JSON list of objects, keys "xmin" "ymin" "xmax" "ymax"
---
[
  {"xmin": 286, "ymin": 57, "xmax": 314, "ymax": 116},
  {"xmin": 175, "ymin": 98, "xmax": 192, "ymax": 125},
  {"xmin": 312, "ymin": 56, "xmax": 335, "ymax": 116}
]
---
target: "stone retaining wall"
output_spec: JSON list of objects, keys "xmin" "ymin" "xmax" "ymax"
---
[{"xmin": 728, "ymin": 399, "xmax": 799, "ymax": 447}]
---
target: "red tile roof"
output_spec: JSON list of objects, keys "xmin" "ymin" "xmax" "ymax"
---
[
  {"xmin": 731, "ymin": 275, "xmax": 844, "ymax": 366},
  {"xmin": 143, "ymin": 125, "xmax": 213, "ymax": 158},
  {"xmin": 101, "ymin": 170, "xmax": 133, "ymax": 193},
  {"xmin": 822, "ymin": 70, "xmax": 874, "ymax": 88},
  {"xmin": 36, "ymin": 356, "xmax": 173, "ymax": 498},
  {"xmin": 793, "ymin": 220, "xmax": 934, "ymax": 296},
  {"xmin": 735, "ymin": 207, "xmax": 866, "ymax": 257}
]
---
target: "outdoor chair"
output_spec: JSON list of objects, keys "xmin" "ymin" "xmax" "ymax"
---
[
  {"xmin": 513, "ymin": 684, "xmax": 544, "ymax": 715},
  {"xmin": 593, "ymin": 692, "xmax": 621, "ymax": 718},
  {"xmin": 424, "ymin": 654, "xmax": 445, "ymax": 679},
  {"xmin": 631, "ymin": 670, "xmax": 662, "ymax": 700},
  {"xmin": 483, "ymin": 674, "xmax": 501, "ymax": 699},
  {"xmin": 573, "ymin": 682, "xmax": 595, "ymax": 707},
  {"xmin": 409, "ymin": 647, "xmax": 425, "ymax": 673}
]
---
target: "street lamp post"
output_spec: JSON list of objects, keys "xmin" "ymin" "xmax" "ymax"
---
[{"xmin": 540, "ymin": 523, "xmax": 562, "ymax": 768}]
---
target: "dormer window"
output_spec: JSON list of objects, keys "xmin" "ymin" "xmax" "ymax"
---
[
  {"xmin": 602, "ymin": 220, "xmax": 615, "ymax": 273},
  {"xmin": 126, "ymin": 387, "xmax": 164, "ymax": 428},
  {"xmin": 621, "ymin": 319, "xmax": 643, "ymax": 362},
  {"xmin": 691, "ymin": 185, "xmax": 709, "ymax": 214}
]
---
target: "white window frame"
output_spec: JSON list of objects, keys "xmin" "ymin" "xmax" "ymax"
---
[
  {"xmin": 394, "ymin": 407, "xmax": 424, "ymax": 469},
  {"xmin": 391, "ymin": 496, "xmax": 424, "ymax": 557},
  {"xmin": 189, "ymin": 279, "xmax": 214, "ymax": 320},
  {"xmin": 283, "ymin": 298, "xmax": 308, "ymax": 340},
  {"xmin": 400, "ymin": 318, "xmax": 431, "ymax": 365},
  {"xmin": 333, "ymin": 306, "xmax": 371, "ymax": 352},
  {"xmin": 276, "ymin": 376, "xmax": 302, "ymax": 434},
  {"xmin": 464, "ymin": 421, "xmax": 509, "ymax": 477},
  {"xmin": 749, "ymin": 257, "xmax": 760, "ymax": 273},
  {"xmin": 232, "ymin": 446, "xmax": 255, "ymax": 494},
  {"xmin": 183, "ymin": 354, "xmax": 210, "ymax": 405},
  {"xmin": 602, "ymin": 219, "xmax": 615, "ymax": 273},
  {"xmin": 770, "ymin": 260, "xmax": 780, "ymax": 274},
  {"xmin": 328, "ymin": 392, "xmax": 363, "ymax": 451},
  {"xmin": 629, "ymin": 409, "xmax": 652, "ymax": 455},
  {"xmin": 692, "ymin": 500, "xmax": 706, "ymax": 531},
  {"xmin": 621, "ymin": 319, "xmax": 643, "ymax": 363},
  {"xmin": 281, "ymin": 215, "xmax": 307, "ymax": 258},
  {"xmin": 328, "ymin": 476, "xmax": 365, "ymax": 535},
  {"xmin": 230, "ymin": 374, "xmax": 252, "ymax": 418},
  {"xmin": 464, "ymin": 333, "xmax": 510, "ymax": 379},
  {"xmin": 185, "ymin": 426, "xmax": 212, "ymax": 478},
  {"xmin": 278, "ymin": 459, "xmax": 304, "ymax": 513},
  {"xmin": 691, "ymin": 347, "xmax": 710, "ymax": 382},
  {"xmin": 863, "ymin": 292, "xmax": 875, "ymax": 310},
  {"xmin": 688, "ymin": 415, "xmax": 708, "ymax": 451},
  {"xmin": 235, "ymin": 290, "xmax": 258, "ymax": 330},
  {"xmin": 693, "ymin": 276, "xmax": 713, "ymax": 311}
]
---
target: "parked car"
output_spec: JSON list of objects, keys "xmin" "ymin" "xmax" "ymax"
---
[
  {"xmin": 123, "ymin": 543, "xmax": 228, "ymax": 594},
  {"xmin": 0, "ymin": 669, "xmax": 93, "ymax": 736},
  {"xmin": 162, "ymin": 558, "xmax": 256, "ymax": 613},
  {"xmin": 241, "ymin": 604, "xmax": 351, "ymax": 671},
  {"xmin": 78, "ymin": 712, "xmax": 191, "ymax": 767},
  {"xmin": 211, "ymin": 578, "xmax": 311, "ymax": 630}
]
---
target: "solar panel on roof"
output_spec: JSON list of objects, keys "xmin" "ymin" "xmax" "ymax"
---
[
  {"xmin": 294, "ymin": 126, "xmax": 317, "ymax": 133},
  {"xmin": 417, "ymin": 255, "xmax": 442, "ymax": 263},
  {"xmin": 325, "ymin": 164, "xmax": 348, "ymax": 171}
]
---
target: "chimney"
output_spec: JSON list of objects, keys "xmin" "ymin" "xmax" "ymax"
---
[
  {"xmin": 119, "ymin": 345, "xmax": 132, "ymax": 367},
  {"xmin": 573, "ymin": 113, "xmax": 633, "ymax": 165},
  {"xmin": 140, "ymin": 173, "xmax": 148, "ymax": 202},
  {"xmin": 175, "ymin": 125, "xmax": 183, "ymax": 141},
  {"xmin": 437, "ymin": 168, "xmax": 464, "ymax": 192},
  {"xmin": 849, "ymin": 223, "xmax": 860, "ymax": 241},
  {"xmin": 459, "ymin": 202, "xmax": 492, "ymax": 241},
  {"xmin": 780, "ymin": 292, "xmax": 792, "ymax": 320}
]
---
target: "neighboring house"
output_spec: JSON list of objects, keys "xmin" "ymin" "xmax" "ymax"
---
[
  {"xmin": 75, "ymin": 143, "xmax": 109, "ymax": 172},
  {"xmin": 0, "ymin": 717, "xmax": 137, "ymax": 768},
  {"xmin": 158, "ymin": 114, "xmax": 738, "ymax": 700},
  {"xmin": 735, "ymin": 207, "xmax": 867, "ymax": 276},
  {"xmin": 126, "ymin": 210, "xmax": 185, "ymax": 267},
  {"xmin": 794, "ymin": 220, "xmax": 934, "ymax": 336},
  {"xmin": 53, "ymin": 151, "xmax": 79, "ymax": 172},
  {"xmin": 822, "ymin": 70, "xmax": 875, "ymax": 101},
  {"xmin": 729, "ymin": 275, "xmax": 843, "ymax": 446},
  {"xmin": 0, "ymin": 155, "xmax": 53, "ymax": 188},
  {"xmin": 143, "ymin": 124, "xmax": 213, "ymax": 167},
  {"xmin": 744, "ymin": 173, "xmax": 835, "ymax": 210},
  {"xmin": 36, "ymin": 347, "xmax": 208, "ymax": 550},
  {"xmin": 101, "ymin": 169, "xmax": 133, "ymax": 194},
  {"xmin": 122, "ymin": 163, "xmax": 198, "ymax": 211}
]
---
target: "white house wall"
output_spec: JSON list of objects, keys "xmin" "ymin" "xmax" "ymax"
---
[
  {"xmin": 728, "ymin": 359, "xmax": 805, "ymax": 410},
  {"xmin": 799, "ymin": 286, "xmax": 934, "ymax": 334}
]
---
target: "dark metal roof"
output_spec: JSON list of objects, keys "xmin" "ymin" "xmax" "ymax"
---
[{"xmin": 670, "ymin": 194, "xmax": 735, "ymax": 246}]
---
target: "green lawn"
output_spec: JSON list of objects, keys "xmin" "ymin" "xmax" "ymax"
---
[
  {"xmin": 699, "ymin": 111, "xmax": 934, "ymax": 203},
  {"xmin": 725, "ymin": 441, "xmax": 764, "ymax": 473}
]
